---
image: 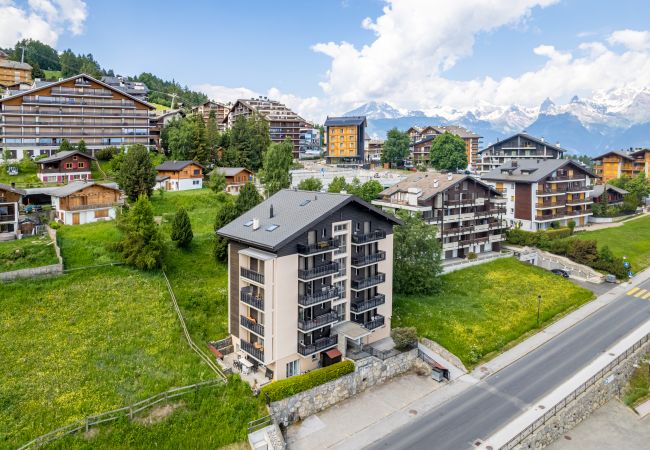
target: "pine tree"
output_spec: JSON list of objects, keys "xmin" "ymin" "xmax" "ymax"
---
[
  {"xmin": 116, "ymin": 144, "xmax": 157, "ymax": 201},
  {"xmin": 170, "ymin": 207, "xmax": 193, "ymax": 248},
  {"xmin": 235, "ymin": 182, "xmax": 263, "ymax": 214},
  {"xmin": 116, "ymin": 195, "xmax": 165, "ymax": 270},
  {"xmin": 213, "ymin": 200, "xmax": 238, "ymax": 262},
  {"xmin": 77, "ymin": 139, "xmax": 88, "ymax": 154},
  {"xmin": 58, "ymin": 139, "xmax": 74, "ymax": 153},
  {"xmin": 206, "ymin": 110, "xmax": 220, "ymax": 166}
]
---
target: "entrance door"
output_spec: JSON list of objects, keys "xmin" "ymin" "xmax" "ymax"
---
[{"xmin": 72, "ymin": 212, "xmax": 80, "ymax": 225}]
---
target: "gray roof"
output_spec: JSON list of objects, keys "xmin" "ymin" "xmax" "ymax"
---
[
  {"xmin": 592, "ymin": 184, "xmax": 629, "ymax": 197},
  {"xmin": 324, "ymin": 116, "xmax": 367, "ymax": 127},
  {"xmin": 50, "ymin": 181, "xmax": 121, "ymax": 198},
  {"xmin": 156, "ymin": 160, "xmax": 204, "ymax": 171},
  {"xmin": 480, "ymin": 132, "xmax": 567, "ymax": 154},
  {"xmin": 591, "ymin": 150, "xmax": 635, "ymax": 161},
  {"xmin": 379, "ymin": 171, "xmax": 498, "ymax": 201},
  {"xmin": 0, "ymin": 58, "xmax": 32, "ymax": 71},
  {"xmin": 0, "ymin": 182, "xmax": 26, "ymax": 196},
  {"xmin": 217, "ymin": 189, "xmax": 399, "ymax": 252},
  {"xmin": 211, "ymin": 167, "xmax": 250, "ymax": 177},
  {"xmin": 37, "ymin": 150, "xmax": 95, "ymax": 164},
  {"xmin": 482, "ymin": 159, "xmax": 596, "ymax": 183}
]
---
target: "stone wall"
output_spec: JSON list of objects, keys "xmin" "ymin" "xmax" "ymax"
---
[
  {"xmin": 513, "ymin": 338, "xmax": 650, "ymax": 449},
  {"xmin": 0, "ymin": 227, "xmax": 64, "ymax": 282},
  {"xmin": 270, "ymin": 348, "xmax": 420, "ymax": 426},
  {"xmin": 420, "ymin": 337, "xmax": 468, "ymax": 373},
  {"xmin": 508, "ymin": 245, "xmax": 602, "ymax": 283}
]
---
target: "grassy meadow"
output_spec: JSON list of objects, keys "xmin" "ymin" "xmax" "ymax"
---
[{"xmin": 0, "ymin": 235, "xmax": 59, "ymax": 272}]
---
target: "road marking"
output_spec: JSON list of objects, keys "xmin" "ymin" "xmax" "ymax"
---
[
  {"xmin": 628, "ymin": 287, "xmax": 640, "ymax": 295},
  {"xmin": 634, "ymin": 289, "xmax": 648, "ymax": 298},
  {"xmin": 643, "ymin": 292, "xmax": 650, "ymax": 300}
]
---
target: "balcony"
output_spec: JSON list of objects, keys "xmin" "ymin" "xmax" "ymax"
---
[
  {"xmin": 351, "ymin": 250, "xmax": 386, "ymax": 267},
  {"xmin": 350, "ymin": 294, "xmax": 386, "ymax": 313},
  {"xmin": 66, "ymin": 202, "xmax": 119, "ymax": 211},
  {"xmin": 352, "ymin": 229, "xmax": 386, "ymax": 244},
  {"xmin": 565, "ymin": 185, "xmax": 591, "ymax": 194},
  {"xmin": 298, "ymin": 261, "xmax": 339, "ymax": 280},
  {"xmin": 298, "ymin": 310, "xmax": 339, "ymax": 332},
  {"xmin": 351, "ymin": 273, "xmax": 386, "ymax": 290},
  {"xmin": 566, "ymin": 209, "xmax": 592, "ymax": 217},
  {"xmin": 536, "ymin": 198, "xmax": 566, "ymax": 209},
  {"xmin": 298, "ymin": 335, "xmax": 338, "ymax": 356},
  {"xmin": 297, "ymin": 238, "xmax": 339, "ymax": 255},
  {"xmin": 240, "ymin": 287, "xmax": 264, "ymax": 310},
  {"xmin": 240, "ymin": 315, "xmax": 264, "ymax": 336},
  {"xmin": 0, "ymin": 213, "xmax": 17, "ymax": 222},
  {"xmin": 240, "ymin": 267, "xmax": 264, "ymax": 284},
  {"xmin": 298, "ymin": 287, "xmax": 340, "ymax": 307},
  {"xmin": 439, "ymin": 225, "xmax": 474, "ymax": 236},
  {"xmin": 240, "ymin": 339, "xmax": 264, "ymax": 362},
  {"xmin": 535, "ymin": 213, "xmax": 566, "ymax": 221},
  {"xmin": 537, "ymin": 186, "xmax": 569, "ymax": 195},
  {"xmin": 363, "ymin": 315, "xmax": 385, "ymax": 330}
]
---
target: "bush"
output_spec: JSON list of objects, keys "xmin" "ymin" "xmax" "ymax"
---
[
  {"xmin": 467, "ymin": 252, "xmax": 477, "ymax": 260},
  {"xmin": 48, "ymin": 221, "xmax": 61, "ymax": 230},
  {"xmin": 170, "ymin": 207, "xmax": 193, "ymax": 248},
  {"xmin": 260, "ymin": 360, "xmax": 355, "ymax": 402},
  {"xmin": 391, "ymin": 327, "xmax": 418, "ymax": 350},
  {"xmin": 567, "ymin": 239, "xmax": 598, "ymax": 265},
  {"xmin": 95, "ymin": 146, "xmax": 118, "ymax": 161}
]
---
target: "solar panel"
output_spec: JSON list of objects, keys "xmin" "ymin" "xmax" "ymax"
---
[{"xmin": 265, "ymin": 224, "xmax": 279, "ymax": 232}]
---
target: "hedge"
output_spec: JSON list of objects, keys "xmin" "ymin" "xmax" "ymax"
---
[{"xmin": 260, "ymin": 360, "xmax": 355, "ymax": 402}]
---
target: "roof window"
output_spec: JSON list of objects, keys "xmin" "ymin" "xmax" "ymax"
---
[
  {"xmin": 244, "ymin": 220, "xmax": 254, "ymax": 227},
  {"xmin": 266, "ymin": 224, "xmax": 279, "ymax": 232}
]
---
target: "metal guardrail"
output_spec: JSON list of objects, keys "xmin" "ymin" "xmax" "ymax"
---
[
  {"xmin": 248, "ymin": 415, "xmax": 273, "ymax": 433},
  {"xmin": 501, "ymin": 333, "xmax": 650, "ymax": 450}
]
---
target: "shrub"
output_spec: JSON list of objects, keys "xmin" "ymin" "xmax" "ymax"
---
[
  {"xmin": 567, "ymin": 220, "xmax": 576, "ymax": 235},
  {"xmin": 260, "ymin": 360, "xmax": 355, "ymax": 402},
  {"xmin": 391, "ymin": 327, "xmax": 418, "ymax": 350},
  {"xmin": 467, "ymin": 252, "xmax": 477, "ymax": 260},
  {"xmin": 546, "ymin": 228, "xmax": 572, "ymax": 240},
  {"xmin": 48, "ymin": 221, "xmax": 61, "ymax": 230},
  {"xmin": 567, "ymin": 239, "xmax": 598, "ymax": 265},
  {"xmin": 170, "ymin": 207, "xmax": 193, "ymax": 248},
  {"xmin": 95, "ymin": 146, "xmax": 118, "ymax": 161}
]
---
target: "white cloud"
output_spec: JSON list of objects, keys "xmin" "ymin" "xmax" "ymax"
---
[
  {"xmin": 193, "ymin": 83, "xmax": 258, "ymax": 104},
  {"xmin": 607, "ymin": 29, "xmax": 650, "ymax": 51},
  {"xmin": 0, "ymin": 0, "xmax": 87, "ymax": 47}
]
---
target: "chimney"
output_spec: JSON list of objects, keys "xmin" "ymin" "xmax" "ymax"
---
[
  {"xmin": 433, "ymin": 179, "xmax": 439, "ymax": 188},
  {"xmin": 252, "ymin": 218, "xmax": 260, "ymax": 230},
  {"xmin": 314, "ymin": 194, "xmax": 318, "ymax": 200},
  {"xmin": 269, "ymin": 204, "xmax": 274, "ymax": 218},
  {"xmin": 541, "ymin": 136, "xmax": 545, "ymax": 142},
  {"xmin": 447, "ymin": 173, "xmax": 453, "ymax": 181},
  {"xmin": 11, "ymin": 182, "xmax": 16, "ymax": 189}
]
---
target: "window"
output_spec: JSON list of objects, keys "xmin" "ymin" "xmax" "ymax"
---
[
  {"xmin": 355, "ymin": 222, "xmax": 360, "ymax": 232},
  {"xmin": 73, "ymin": 156, "xmax": 78, "ymax": 160},
  {"xmin": 286, "ymin": 360, "xmax": 299, "ymax": 378},
  {"xmin": 65, "ymin": 163, "xmax": 73, "ymax": 169},
  {"xmin": 193, "ymin": 180, "xmax": 200, "ymax": 185},
  {"xmin": 194, "ymin": 169, "xmax": 200, "ymax": 175},
  {"xmin": 95, "ymin": 209, "xmax": 109, "ymax": 218},
  {"xmin": 78, "ymin": 162, "xmax": 85, "ymax": 168},
  {"xmin": 322, "ymin": 228, "xmax": 327, "ymax": 238},
  {"xmin": 334, "ymin": 223, "xmax": 347, "ymax": 232}
]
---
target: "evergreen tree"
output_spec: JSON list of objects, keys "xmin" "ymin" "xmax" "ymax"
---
[
  {"xmin": 170, "ymin": 207, "xmax": 193, "ymax": 248},
  {"xmin": 381, "ymin": 128, "xmax": 410, "ymax": 165},
  {"xmin": 328, "ymin": 176, "xmax": 347, "ymax": 193},
  {"xmin": 213, "ymin": 200, "xmax": 238, "ymax": 263},
  {"xmin": 116, "ymin": 195, "xmax": 165, "ymax": 270},
  {"xmin": 116, "ymin": 144, "xmax": 157, "ymax": 201},
  {"xmin": 260, "ymin": 139, "xmax": 293, "ymax": 196},
  {"xmin": 208, "ymin": 170, "xmax": 227, "ymax": 193},
  {"xmin": 58, "ymin": 139, "xmax": 74, "ymax": 152},
  {"xmin": 76, "ymin": 139, "xmax": 87, "ymax": 154},
  {"xmin": 235, "ymin": 182, "xmax": 263, "ymax": 214},
  {"xmin": 429, "ymin": 132, "xmax": 468, "ymax": 171},
  {"xmin": 205, "ymin": 110, "xmax": 220, "ymax": 166},
  {"xmin": 297, "ymin": 177, "xmax": 323, "ymax": 191}
]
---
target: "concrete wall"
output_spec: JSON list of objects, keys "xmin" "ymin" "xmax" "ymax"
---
[
  {"xmin": 420, "ymin": 337, "xmax": 468, "ymax": 373},
  {"xmin": 269, "ymin": 348, "xmax": 423, "ymax": 426},
  {"xmin": 1, "ymin": 226, "xmax": 63, "ymax": 281},
  {"xmin": 508, "ymin": 246, "xmax": 602, "ymax": 283}
]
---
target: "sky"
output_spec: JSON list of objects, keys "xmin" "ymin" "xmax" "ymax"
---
[{"xmin": 2, "ymin": 0, "xmax": 650, "ymax": 122}]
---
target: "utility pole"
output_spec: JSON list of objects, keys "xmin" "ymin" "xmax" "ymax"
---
[
  {"xmin": 19, "ymin": 46, "xmax": 26, "ymax": 63},
  {"xmin": 537, "ymin": 294, "xmax": 542, "ymax": 327}
]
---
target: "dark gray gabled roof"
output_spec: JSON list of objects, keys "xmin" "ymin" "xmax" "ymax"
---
[
  {"xmin": 156, "ymin": 160, "xmax": 204, "ymax": 171},
  {"xmin": 591, "ymin": 150, "xmax": 635, "ymax": 161},
  {"xmin": 50, "ymin": 181, "xmax": 121, "ymax": 197},
  {"xmin": 37, "ymin": 150, "xmax": 96, "ymax": 164},
  {"xmin": 592, "ymin": 184, "xmax": 629, "ymax": 197},
  {"xmin": 324, "ymin": 116, "xmax": 367, "ymax": 127},
  {"xmin": 217, "ymin": 189, "xmax": 400, "ymax": 252},
  {"xmin": 479, "ymin": 132, "xmax": 567, "ymax": 154},
  {"xmin": 0, "ymin": 182, "xmax": 26, "ymax": 196},
  {"xmin": 482, "ymin": 159, "xmax": 596, "ymax": 183},
  {"xmin": 210, "ymin": 167, "xmax": 250, "ymax": 177}
]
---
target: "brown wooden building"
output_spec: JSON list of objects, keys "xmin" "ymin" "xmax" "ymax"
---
[
  {"xmin": 36, "ymin": 150, "xmax": 95, "ymax": 183},
  {"xmin": 155, "ymin": 160, "xmax": 204, "ymax": 191},
  {"xmin": 0, "ymin": 182, "xmax": 24, "ymax": 239},
  {"xmin": 51, "ymin": 181, "xmax": 123, "ymax": 225},
  {"xmin": 0, "ymin": 50, "xmax": 32, "ymax": 88},
  {"xmin": 210, "ymin": 167, "xmax": 254, "ymax": 194},
  {"xmin": 406, "ymin": 125, "xmax": 481, "ymax": 170},
  {"xmin": 191, "ymin": 101, "xmax": 229, "ymax": 131}
]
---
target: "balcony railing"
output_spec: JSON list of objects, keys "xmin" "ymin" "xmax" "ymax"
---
[
  {"xmin": 298, "ymin": 310, "xmax": 339, "ymax": 332},
  {"xmin": 566, "ymin": 209, "xmax": 592, "ymax": 216},
  {"xmin": 240, "ymin": 315, "xmax": 264, "ymax": 336},
  {"xmin": 298, "ymin": 287, "xmax": 340, "ymax": 307},
  {"xmin": 297, "ymin": 238, "xmax": 339, "ymax": 254},
  {"xmin": 298, "ymin": 335, "xmax": 338, "ymax": 356},
  {"xmin": 536, "ymin": 198, "xmax": 567, "ymax": 208},
  {"xmin": 240, "ymin": 339, "xmax": 264, "ymax": 362},
  {"xmin": 535, "ymin": 213, "xmax": 566, "ymax": 221},
  {"xmin": 364, "ymin": 315, "xmax": 385, "ymax": 330},
  {"xmin": 351, "ymin": 273, "xmax": 386, "ymax": 290},
  {"xmin": 0, "ymin": 214, "xmax": 17, "ymax": 222},
  {"xmin": 351, "ymin": 229, "xmax": 386, "ymax": 244},
  {"xmin": 240, "ymin": 287, "xmax": 264, "ymax": 310},
  {"xmin": 351, "ymin": 251, "xmax": 386, "ymax": 267},
  {"xmin": 240, "ymin": 267, "xmax": 264, "ymax": 284},
  {"xmin": 298, "ymin": 261, "xmax": 339, "ymax": 280},
  {"xmin": 66, "ymin": 202, "xmax": 118, "ymax": 211},
  {"xmin": 350, "ymin": 294, "xmax": 386, "ymax": 313}
]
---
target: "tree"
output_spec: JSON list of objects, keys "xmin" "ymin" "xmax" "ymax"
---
[
  {"xmin": 328, "ymin": 176, "xmax": 347, "ymax": 193},
  {"xmin": 391, "ymin": 327, "xmax": 418, "ymax": 351},
  {"xmin": 116, "ymin": 144, "xmax": 157, "ymax": 201},
  {"xmin": 567, "ymin": 219, "xmax": 576, "ymax": 235},
  {"xmin": 393, "ymin": 210, "xmax": 442, "ymax": 295},
  {"xmin": 346, "ymin": 177, "xmax": 363, "ymax": 197},
  {"xmin": 429, "ymin": 132, "xmax": 468, "ymax": 171},
  {"xmin": 624, "ymin": 173, "xmax": 649, "ymax": 205},
  {"xmin": 58, "ymin": 139, "xmax": 74, "ymax": 152},
  {"xmin": 297, "ymin": 177, "xmax": 323, "ymax": 191},
  {"xmin": 622, "ymin": 193, "xmax": 640, "ymax": 213},
  {"xmin": 208, "ymin": 170, "xmax": 227, "ymax": 193},
  {"xmin": 170, "ymin": 207, "xmax": 193, "ymax": 248},
  {"xmin": 115, "ymin": 195, "xmax": 165, "ymax": 270},
  {"xmin": 166, "ymin": 115, "xmax": 206, "ymax": 163},
  {"xmin": 260, "ymin": 139, "xmax": 293, "ymax": 196},
  {"xmin": 229, "ymin": 114, "xmax": 270, "ymax": 172},
  {"xmin": 205, "ymin": 110, "xmax": 220, "ymax": 166},
  {"xmin": 381, "ymin": 128, "xmax": 410, "ymax": 166},
  {"xmin": 76, "ymin": 139, "xmax": 87, "ymax": 154},
  {"xmin": 358, "ymin": 179, "xmax": 384, "ymax": 202},
  {"xmin": 235, "ymin": 182, "xmax": 263, "ymax": 214},
  {"xmin": 213, "ymin": 200, "xmax": 238, "ymax": 263}
]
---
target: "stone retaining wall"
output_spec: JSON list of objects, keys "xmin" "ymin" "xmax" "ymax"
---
[
  {"xmin": 270, "ymin": 348, "xmax": 421, "ymax": 426},
  {"xmin": 0, "ymin": 226, "xmax": 64, "ymax": 282},
  {"xmin": 420, "ymin": 337, "xmax": 468, "ymax": 373},
  {"xmin": 514, "ymin": 338, "xmax": 650, "ymax": 449}
]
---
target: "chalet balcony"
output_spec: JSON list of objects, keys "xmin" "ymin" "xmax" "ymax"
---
[
  {"xmin": 298, "ymin": 287, "xmax": 340, "ymax": 307},
  {"xmin": 240, "ymin": 315, "xmax": 264, "ymax": 336},
  {"xmin": 240, "ymin": 287, "xmax": 264, "ymax": 310},
  {"xmin": 351, "ymin": 251, "xmax": 386, "ymax": 267},
  {"xmin": 240, "ymin": 267, "xmax": 264, "ymax": 284},
  {"xmin": 351, "ymin": 273, "xmax": 386, "ymax": 290},
  {"xmin": 363, "ymin": 314, "xmax": 385, "ymax": 330},
  {"xmin": 65, "ymin": 202, "xmax": 119, "ymax": 212},
  {"xmin": 565, "ymin": 184, "xmax": 591, "ymax": 194},
  {"xmin": 298, "ymin": 310, "xmax": 339, "ymax": 332},
  {"xmin": 350, "ymin": 294, "xmax": 386, "ymax": 313},
  {"xmin": 297, "ymin": 238, "xmax": 339, "ymax": 255},
  {"xmin": 439, "ymin": 225, "xmax": 474, "ymax": 236},
  {"xmin": 546, "ymin": 175, "xmax": 587, "ymax": 183},
  {"xmin": 23, "ymin": 96, "xmax": 136, "ymax": 108},
  {"xmin": 351, "ymin": 229, "xmax": 386, "ymax": 244},
  {"xmin": 537, "ymin": 186, "xmax": 569, "ymax": 195},
  {"xmin": 566, "ymin": 208, "xmax": 592, "ymax": 217},
  {"xmin": 240, "ymin": 339, "xmax": 264, "ymax": 363},
  {"xmin": 51, "ymin": 87, "xmax": 113, "ymax": 97},
  {"xmin": 298, "ymin": 261, "xmax": 339, "ymax": 280},
  {"xmin": 298, "ymin": 335, "xmax": 338, "ymax": 356}
]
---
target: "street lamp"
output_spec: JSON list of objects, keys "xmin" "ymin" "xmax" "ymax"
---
[{"xmin": 537, "ymin": 294, "xmax": 542, "ymax": 327}]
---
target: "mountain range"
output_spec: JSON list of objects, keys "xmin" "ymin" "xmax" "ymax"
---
[{"xmin": 344, "ymin": 86, "xmax": 650, "ymax": 156}]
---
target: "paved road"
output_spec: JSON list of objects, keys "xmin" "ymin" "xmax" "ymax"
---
[{"xmin": 368, "ymin": 280, "xmax": 650, "ymax": 450}]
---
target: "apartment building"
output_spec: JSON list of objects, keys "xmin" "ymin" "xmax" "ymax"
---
[
  {"xmin": 299, "ymin": 126, "xmax": 322, "ymax": 159},
  {"xmin": 224, "ymin": 97, "xmax": 311, "ymax": 159},
  {"xmin": 591, "ymin": 149, "xmax": 650, "ymax": 185},
  {"xmin": 217, "ymin": 189, "xmax": 399, "ymax": 380},
  {"xmin": 478, "ymin": 133, "xmax": 566, "ymax": 173},
  {"xmin": 482, "ymin": 159, "xmax": 595, "ymax": 231},
  {"xmin": 0, "ymin": 51, "xmax": 32, "ymax": 88},
  {"xmin": 406, "ymin": 126, "xmax": 481, "ymax": 170},
  {"xmin": 324, "ymin": 116, "xmax": 367, "ymax": 165},
  {"xmin": 0, "ymin": 74, "xmax": 156, "ymax": 161},
  {"xmin": 365, "ymin": 138, "xmax": 383, "ymax": 164},
  {"xmin": 372, "ymin": 172, "xmax": 506, "ymax": 260},
  {"xmin": 191, "ymin": 100, "xmax": 229, "ymax": 131},
  {"xmin": 100, "ymin": 76, "xmax": 149, "ymax": 101}
]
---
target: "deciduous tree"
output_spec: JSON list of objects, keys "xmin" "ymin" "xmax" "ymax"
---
[
  {"xmin": 208, "ymin": 170, "xmax": 227, "ymax": 193},
  {"xmin": 297, "ymin": 177, "xmax": 323, "ymax": 191},
  {"xmin": 260, "ymin": 139, "xmax": 293, "ymax": 196},
  {"xmin": 328, "ymin": 176, "xmax": 347, "ymax": 193},
  {"xmin": 381, "ymin": 128, "xmax": 410, "ymax": 166},
  {"xmin": 429, "ymin": 132, "xmax": 468, "ymax": 172}
]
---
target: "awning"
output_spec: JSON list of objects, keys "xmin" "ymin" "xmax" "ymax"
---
[
  {"xmin": 333, "ymin": 320, "xmax": 372, "ymax": 340},
  {"xmin": 325, "ymin": 348, "xmax": 342, "ymax": 359}
]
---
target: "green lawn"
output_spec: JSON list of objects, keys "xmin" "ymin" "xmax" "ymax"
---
[
  {"xmin": 57, "ymin": 221, "xmax": 122, "ymax": 269},
  {"xmin": 0, "ymin": 162, "xmax": 41, "ymax": 187},
  {"xmin": 575, "ymin": 215, "xmax": 650, "ymax": 272},
  {"xmin": 393, "ymin": 258, "xmax": 595, "ymax": 368},
  {"xmin": 0, "ymin": 235, "xmax": 59, "ymax": 272},
  {"xmin": 44, "ymin": 70, "xmax": 63, "ymax": 80},
  {"xmin": 623, "ymin": 350, "xmax": 650, "ymax": 407}
]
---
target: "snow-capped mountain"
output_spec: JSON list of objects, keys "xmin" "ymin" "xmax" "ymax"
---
[{"xmin": 345, "ymin": 85, "xmax": 650, "ymax": 155}]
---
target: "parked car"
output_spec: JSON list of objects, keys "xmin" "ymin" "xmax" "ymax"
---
[
  {"xmin": 551, "ymin": 268, "xmax": 570, "ymax": 278},
  {"xmin": 604, "ymin": 274, "xmax": 617, "ymax": 283}
]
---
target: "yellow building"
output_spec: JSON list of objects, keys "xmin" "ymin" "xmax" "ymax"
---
[
  {"xmin": 592, "ymin": 149, "xmax": 650, "ymax": 185},
  {"xmin": 0, "ymin": 50, "xmax": 32, "ymax": 88},
  {"xmin": 324, "ymin": 116, "xmax": 366, "ymax": 164}
]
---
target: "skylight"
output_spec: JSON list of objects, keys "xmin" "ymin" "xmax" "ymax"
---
[
  {"xmin": 244, "ymin": 220, "xmax": 254, "ymax": 227},
  {"xmin": 299, "ymin": 199, "xmax": 311, "ymax": 206},
  {"xmin": 266, "ymin": 224, "xmax": 279, "ymax": 232}
]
